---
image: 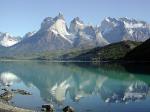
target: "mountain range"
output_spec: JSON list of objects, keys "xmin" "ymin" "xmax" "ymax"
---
[
  {"xmin": 0, "ymin": 13, "xmax": 150, "ymax": 60},
  {"xmin": 100, "ymin": 17, "xmax": 150, "ymax": 43}
]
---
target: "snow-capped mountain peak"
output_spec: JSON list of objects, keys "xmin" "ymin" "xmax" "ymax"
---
[
  {"xmin": 100, "ymin": 17, "xmax": 150, "ymax": 43},
  {"xmin": 69, "ymin": 17, "xmax": 85, "ymax": 34},
  {"xmin": 41, "ymin": 13, "xmax": 70, "ymax": 36},
  {"xmin": 0, "ymin": 32, "xmax": 21, "ymax": 47},
  {"xmin": 41, "ymin": 17, "xmax": 54, "ymax": 30},
  {"xmin": 1, "ymin": 15, "xmax": 150, "ymax": 53},
  {"xmin": 73, "ymin": 17, "xmax": 84, "ymax": 25},
  {"xmin": 54, "ymin": 12, "xmax": 65, "ymax": 21},
  {"xmin": 100, "ymin": 17, "xmax": 121, "ymax": 35}
]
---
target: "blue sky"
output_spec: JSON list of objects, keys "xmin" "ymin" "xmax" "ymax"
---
[{"xmin": 0, "ymin": 0, "xmax": 150, "ymax": 36}]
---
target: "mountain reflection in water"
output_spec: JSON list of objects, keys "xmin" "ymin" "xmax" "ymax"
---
[{"xmin": 0, "ymin": 61, "xmax": 150, "ymax": 112}]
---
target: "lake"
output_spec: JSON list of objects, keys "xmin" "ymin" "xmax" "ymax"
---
[{"xmin": 0, "ymin": 61, "xmax": 150, "ymax": 112}]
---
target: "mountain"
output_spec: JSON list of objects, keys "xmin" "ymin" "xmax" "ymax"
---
[
  {"xmin": 100, "ymin": 17, "xmax": 150, "ymax": 43},
  {"xmin": 9, "ymin": 13, "xmax": 73, "ymax": 54},
  {"xmin": 23, "ymin": 31, "xmax": 36, "ymax": 39},
  {"xmin": 7, "ymin": 13, "xmax": 108, "ymax": 56},
  {"xmin": 125, "ymin": 38, "xmax": 150, "ymax": 61},
  {"xmin": 70, "ymin": 17, "xmax": 109, "ymax": 48},
  {"xmin": 68, "ymin": 41, "xmax": 141, "ymax": 61},
  {"xmin": 0, "ymin": 15, "xmax": 150, "ymax": 60},
  {"xmin": 0, "ymin": 32, "xmax": 21, "ymax": 47},
  {"xmin": 70, "ymin": 17, "xmax": 85, "ymax": 34}
]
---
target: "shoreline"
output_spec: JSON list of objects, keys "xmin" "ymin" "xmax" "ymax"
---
[
  {"xmin": 0, "ymin": 102, "xmax": 32, "ymax": 112},
  {"xmin": 1, "ymin": 59, "xmax": 150, "ymax": 65}
]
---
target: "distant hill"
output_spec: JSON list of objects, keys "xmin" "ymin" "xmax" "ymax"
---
[
  {"xmin": 125, "ymin": 39, "xmax": 150, "ymax": 61},
  {"xmin": 67, "ymin": 41, "xmax": 141, "ymax": 61}
]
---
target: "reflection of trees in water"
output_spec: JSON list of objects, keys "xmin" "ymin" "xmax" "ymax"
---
[{"xmin": 0, "ymin": 61, "xmax": 150, "ymax": 105}]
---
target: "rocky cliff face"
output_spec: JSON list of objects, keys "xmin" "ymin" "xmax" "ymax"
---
[
  {"xmin": 9, "ymin": 13, "xmax": 109, "ymax": 54},
  {"xmin": 100, "ymin": 17, "xmax": 150, "ymax": 43}
]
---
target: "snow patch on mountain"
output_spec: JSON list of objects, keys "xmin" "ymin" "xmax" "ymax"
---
[
  {"xmin": 100, "ymin": 17, "xmax": 150, "ymax": 43},
  {"xmin": 0, "ymin": 32, "xmax": 21, "ymax": 47},
  {"xmin": 70, "ymin": 17, "xmax": 109, "ymax": 47},
  {"xmin": 1, "ymin": 15, "xmax": 150, "ymax": 52},
  {"xmin": 51, "ymin": 19, "xmax": 70, "ymax": 36},
  {"xmin": 50, "ymin": 29, "xmax": 72, "ymax": 44},
  {"xmin": 123, "ymin": 22, "xmax": 145, "ymax": 28},
  {"xmin": 70, "ymin": 17, "xmax": 85, "ymax": 34},
  {"xmin": 41, "ymin": 13, "xmax": 70, "ymax": 36}
]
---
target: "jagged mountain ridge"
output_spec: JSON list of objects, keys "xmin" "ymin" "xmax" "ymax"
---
[
  {"xmin": 0, "ymin": 14, "xmax": 150, "ymax": 59},
  {"xmin": 100, "ymin": 17, "xmax": 150, "ymax": 43},
  {"xmin": 70, "ymin": 17, "xmax": 109, "ymax": 48},
  {"xmin": 8, "ymin": 13, "xmax": 109, "ymax": 55}
]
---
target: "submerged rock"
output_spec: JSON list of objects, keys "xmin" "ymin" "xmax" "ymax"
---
[{"xmin": 63, "ymin": 106, "xmax": 75, "ymax": 112}]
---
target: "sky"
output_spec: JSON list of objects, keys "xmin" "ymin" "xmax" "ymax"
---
[{"xmin": 0, "ymin": 0, "xmax": 150, "ymax": 36}]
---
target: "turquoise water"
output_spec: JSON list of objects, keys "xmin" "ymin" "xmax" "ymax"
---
[{"xmin": 0, "ymin": 61, "xmax": 150, "ymax": 112}]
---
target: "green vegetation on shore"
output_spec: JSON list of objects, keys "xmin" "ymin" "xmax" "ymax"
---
[
  {"xmin": 0, "ymin": 40, "xmax": 146, "ymax": 62},
  {"xmin": 125, "ymin": 39, "xmax": 150, "ymax": 61},
  {"xmin": 69, "ymin": 41, "xmax": 142, "ymax": 61}
]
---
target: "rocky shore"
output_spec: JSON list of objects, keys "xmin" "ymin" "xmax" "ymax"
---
[
  {"xmin": 0, "ymin": 102, "xmax": 75, "ymax": 112},
  {"xmin": 0, "ymin": 88, "xmax": 33, "ymax": 112},
  {"xmin": 0, "ymin": 102, "xmax": 32, "ymax": 112}
]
